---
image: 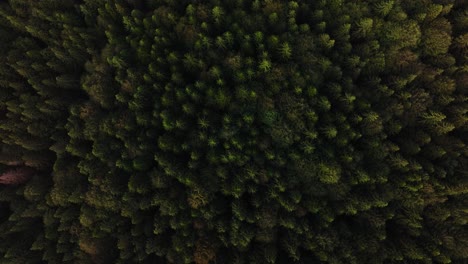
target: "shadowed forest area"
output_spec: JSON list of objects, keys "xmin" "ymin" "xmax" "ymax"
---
[{"xmin": 0, "ymin": 0, "xmax": 467, "ymax": 263}]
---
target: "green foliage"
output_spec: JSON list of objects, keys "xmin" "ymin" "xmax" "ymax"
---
[
  {"xmin": 353, "ymin": 18, "xmax": 374, "ymax": 38},
  {"xmin": 422, "ymin": 27, "xmax": 452, "ymax": 56},
  {"xmin": 373, "ymin": 0, "xmax": 394, "ymax": 16},
  {"xmin": 0, "ymin": 0, "xmax": 466, "ymax": 263}
]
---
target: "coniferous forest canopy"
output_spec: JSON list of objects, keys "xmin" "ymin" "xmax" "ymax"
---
[{"xmin": 0, "ymin": 0, "xmax": 467, "ymax": 263}]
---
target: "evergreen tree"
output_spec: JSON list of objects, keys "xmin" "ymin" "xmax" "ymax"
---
[{"xmin": 0, "ymin": 0, "xmax": 466, "ymax": 263}]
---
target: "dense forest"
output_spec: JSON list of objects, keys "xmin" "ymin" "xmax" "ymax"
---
[{"xmin": 0, "ymin": 0, "xmax": 467, "ymax": 263}]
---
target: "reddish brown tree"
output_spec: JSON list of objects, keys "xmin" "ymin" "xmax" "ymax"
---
[{"xmin": 0, "ymin": 166, "xmax": 34, "ymax": 185}]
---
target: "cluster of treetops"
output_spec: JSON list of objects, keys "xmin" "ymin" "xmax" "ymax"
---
[{"xmin": 0, "ymin": 0, "xmax": 466, "ymax": 263}]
